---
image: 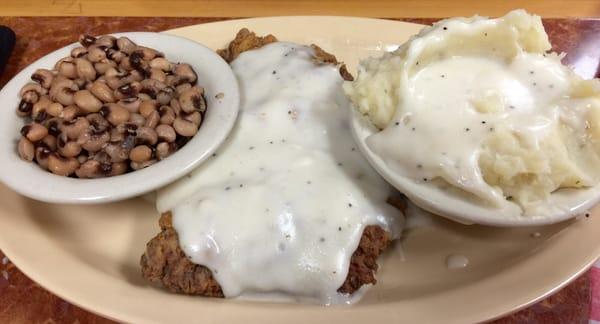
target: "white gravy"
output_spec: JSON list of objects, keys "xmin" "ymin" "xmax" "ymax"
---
[
  {"xmin": 367, "ymin": 48, "xmax": 593, "ymax": 210},
  {"xmin": 157, "ymin": 42, "xmax": 403, "ymax": 304}
]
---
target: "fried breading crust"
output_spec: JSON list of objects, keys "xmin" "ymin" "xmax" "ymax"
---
[
  {"xmin": 217, "ymin": 28, "xmax": 354, "ymax": 81},
  {"xmin": 217, "ymin": 28, "xmax": 277, "ymax": 63},
  {"xmin": 141, "ymin": 213, "xmax": 391, "ymax": 296},
  {"xmin": 140, "ymin": 213, "xmax": 224, "ymax": 297}
]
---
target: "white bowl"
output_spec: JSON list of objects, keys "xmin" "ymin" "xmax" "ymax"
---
[
  {"xmin": 0, "ymin": 32, "xmax": 240, "ymax": 204},
  {"xmin": 350, "ymin": 109, "xmax": 600, "ymax": 226}
]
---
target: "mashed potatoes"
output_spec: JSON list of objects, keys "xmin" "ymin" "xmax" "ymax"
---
[{"xmin": 344, "ymin": 10, "xmax": 600, "ymax": 212}]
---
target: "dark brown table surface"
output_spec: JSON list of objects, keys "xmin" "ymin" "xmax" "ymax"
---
[{"xmin": 0, "ymin": 17, "xmax": 598, "ymax": 324}]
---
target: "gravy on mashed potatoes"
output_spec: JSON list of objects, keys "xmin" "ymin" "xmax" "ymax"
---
[{"xmin": 344, "ymin": 10, "xmax": 600, "ymax": 215}]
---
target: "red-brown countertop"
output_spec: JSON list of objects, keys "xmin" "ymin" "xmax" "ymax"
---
[{"xmin": 0, "ymin": 17, "xmax": 598, "ymax": 324}]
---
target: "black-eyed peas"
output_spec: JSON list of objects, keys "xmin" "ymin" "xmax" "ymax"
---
[{"xmin": 15, "ymin": 34, "xmax": 206, "ymax": 177}]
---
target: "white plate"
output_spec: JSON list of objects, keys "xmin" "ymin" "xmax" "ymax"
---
[
  {"xmin": 0, "ymin": 17, "xmax": 598, "ymax": 324},
  {"xmin": 0, "ymin": 32, "xmax": 239, "ymax": 204}
]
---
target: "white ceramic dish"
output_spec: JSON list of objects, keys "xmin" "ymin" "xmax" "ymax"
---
[
  {"xmin": 0, "ymin": 17, "xmax": 599, "ymax": 324},
  {"xmin": 0, "ymin": 32, "xmax": 240, "ymax": 204},
  {"xmin": 350, "ymin": 86, "xmax": 600, "ymax": 227}
]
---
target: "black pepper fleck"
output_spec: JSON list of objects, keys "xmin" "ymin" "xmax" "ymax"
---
[
  {"xmin": 441, "ymin": 74, "xmax": 445, "ymax": 78},
  {"xmin": 465, "ymin": 128, "xmax": 470, "ymax": 132},
  {"xmin": 351, "ymin": 147, "xmax": 356, "ymax": 151},
  {"xmin": 481, "ymin": 121, "xmax": 486, "ymax": 124},
  {"xmin": 319, "ymin": 237, "xmax": 325, "ymax": 242},
  {"xmin": 288, "ymin": 110, "xmax": 291, "ymax": 114},
  {"xmin": 585, "ymin": 213, "xmax": 590, "ymax": 218},
  {"xmin": 489, "ymin": 127, "xmax": 494, "ymax": 132},
  {"xmin": 411, "ymin": 127, "xmax": 416, "ymax": 131},
  {"xmin": 338, "ymin": 162, "xmax": 343, "ymax": 166},
  {"xmin": 443, "ymin": 27, "xmax": 448, "ymax": 30},
  {"xmin": 348, "ymin": 203, "xmax": 353, "ymax": 207},
  {"xmin": 307, "ymin": 181, "xmax": 312, "ymax": 184},
  {"xmin": 532, "ymin": 82, "xmax": 537, "ymax": 86},
  {"xmin": 423, "ymin": 178, "xmax": 428, "ymax": 182},
  {"xmin": 484, "ymin": 32, "xmax": 488, "ymax": 36},
  {"xmin": 530, "ymin": 71, "xmax": 535, "ymax": 74},
  {"xmin": 211, "ymin": 153, "xmax": 217, "ymax": 157},
  {"xmin": 249, "ymin": 146, "xmax": 254, "ymax": 150},
  {"xmin": 272, "ymin": 70, "xmax": 277, "ymax": 74},
  {"xmin": 269, "ymin": 141, "xmax": 273, "ymax": 144},
  {"xmin": 395, "ymin": 121, "xmax": 400, "ymax": 126},
  {"xmin": 506, "ymin": 196, "xmax": 513, "ymax": 200},
  {"xmin": 225, "ymin": 186, "xmax": 231, "ymax": 191},
  {"xmin": 338, "ymin": 227, "xmax": 342, "ymax": 231},
  {"xmin": 239, "ymin": 184, "xmax": 244, "ymax": 188}
]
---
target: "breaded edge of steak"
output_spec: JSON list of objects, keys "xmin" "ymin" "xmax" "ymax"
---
[
  {"xmin": 141, "ymin": 212, "xmax": 224, "ymax": 297},
  {"xmin": 217, "ymin": 28, "xmax": 354, "ymax": 81},
  {"xmin": 141, "ymin": 212, "xmax": 391, "ymax": 296},
  {"xmin": 140, "ymin": 28, "xmax": 398, "ymax": 297}
]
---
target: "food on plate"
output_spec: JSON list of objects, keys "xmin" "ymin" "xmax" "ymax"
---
[
  {"xmin": 217, "ymin": 27, "xmax": 277, "ymax": 62},
  {"xmin": 141, "ymin": 29, "xmax": 404, "ymax": 304},
  {"xmin": 141, "ymin": 212, "xmax": 393, "ymax": 297},
  {"xmin": 15, "ymin": 34, "xmax": 205, "ymax": 177},
  {"xmin": 344, "ymin": 10, "xmax": 600, "ymax": 215}
]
